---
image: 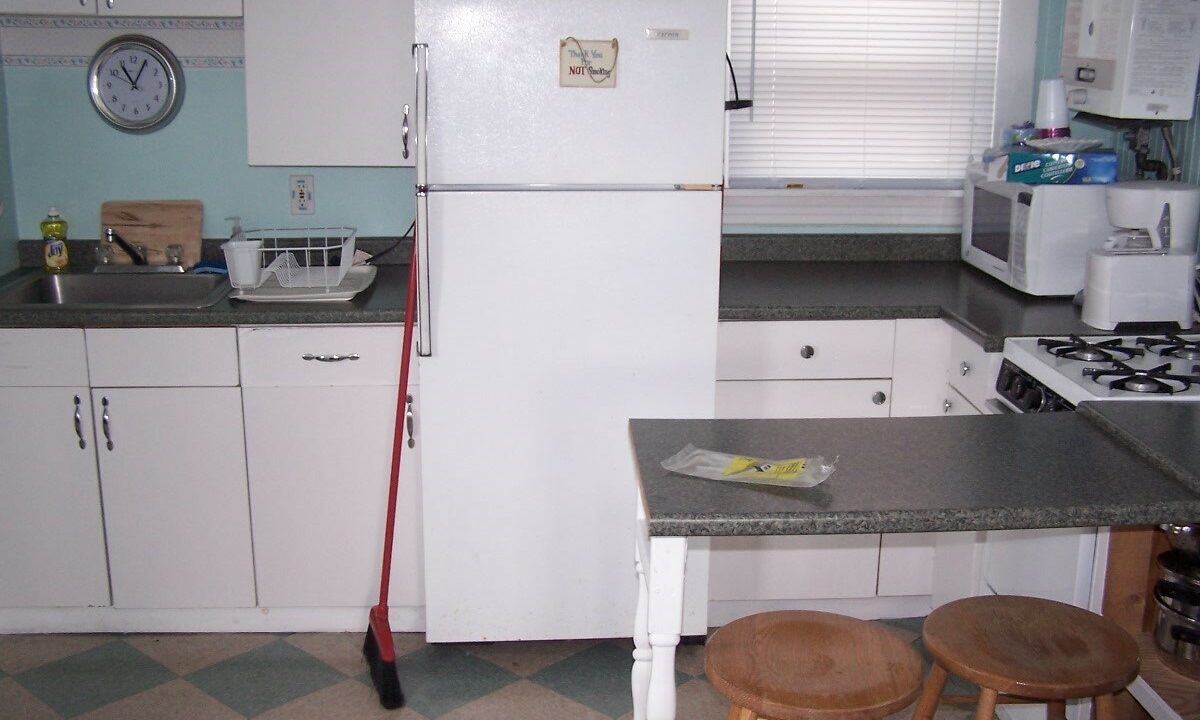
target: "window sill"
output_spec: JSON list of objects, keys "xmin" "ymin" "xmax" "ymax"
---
[{"xmin": 722, "ymin": 188, "xmax": 964, "ymax": 230}]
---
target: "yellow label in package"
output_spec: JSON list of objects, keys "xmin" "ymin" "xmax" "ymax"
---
[{"xmin": 721, "ymin": 455, "xmax": 808, "ymax": 480}]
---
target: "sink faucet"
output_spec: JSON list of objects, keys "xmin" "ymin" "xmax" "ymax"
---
[{"xmin": 105, "ymin": 227, "xmax": 148, "ymax": 265}]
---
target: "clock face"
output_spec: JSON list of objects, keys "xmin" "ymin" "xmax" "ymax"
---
[{"xmin": 88, "ymin": 35, "xmax": 183, "ymax": 132}]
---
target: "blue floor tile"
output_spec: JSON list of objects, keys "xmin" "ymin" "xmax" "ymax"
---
[
  {"xmin": 388, "ymin": 644, "xmax": 520, "ymax": 718},
  {"xmin": 530, "ymin": 640, "xmax": 688, "ymax": 718},
  {"xmin": 15, "ymin": 639, "xmax": 175, "ymax": 718},
  {"xmin": 186, "ymin": 637, "xmax": 344, "ymax": 717}
]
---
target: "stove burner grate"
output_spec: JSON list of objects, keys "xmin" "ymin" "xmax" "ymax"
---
[
  {"xmin": 1082, "ymin": 361, "xmax": 1198, "ymax": 394},
  {"xmin": 1038, "ymin": 335, "xmax": 1144, "ymax": 363},
  {"xmin": 1137, "ymin": 334, "xmax": 1200, "ymax": 361}
]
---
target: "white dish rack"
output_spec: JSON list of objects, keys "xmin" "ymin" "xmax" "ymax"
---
[{"xmin": 232, "ymin": 227, "xmax": 358, "ymax": 291}]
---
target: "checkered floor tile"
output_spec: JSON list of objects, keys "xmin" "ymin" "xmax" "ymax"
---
[{"xmin": 0, "ymin": 619, "xmax": 980, "ymax": 719}]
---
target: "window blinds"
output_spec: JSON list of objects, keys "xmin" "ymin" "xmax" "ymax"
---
[{"xmin": 727, "ymin": 0, "xmax": 1002, "ymax": 185}]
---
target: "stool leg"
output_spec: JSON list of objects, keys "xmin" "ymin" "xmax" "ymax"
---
[
  {"xmin": 1094, "ymin": 693, "xmax": 1117, "ymax": 720},
  {"xmin": 728, "ymin": 705, "xmax": 757, "ymax": 720},
  {"xmin": 1046, "ymin": 700, "xmax": 1066, "ymax": 720},
  {"xmin": 912, "ymin": 663, "xmax": 950, "ymax": 720},
  {"xmin": 974, "ymin": 688, "xmax": 999, "ymax": 720}
]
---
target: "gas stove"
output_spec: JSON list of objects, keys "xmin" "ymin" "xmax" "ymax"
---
[{"xmin": 998, "ymin": 333, "xmax": 1200, "ymax": 412}]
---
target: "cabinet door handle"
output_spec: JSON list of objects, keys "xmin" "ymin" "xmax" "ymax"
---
[
  {"xmin": 80, "ymin": 0, "xmax": 88, "ymax": 6},
  {"xmin": 301, "ymin": 353, "xmax": 360, "ymax": 362},
  {"xmin": 401, "ymin": 104, "xmax": 411, "ymax": 159},
  {"xmin": 960, "ymin": 361, "xmax": 971, "ymax": 376},
  {"xmin": 943, "ymin": 398, "xmax": 953, "ymax": 413},
  {"xmin": 73, "ymin": 395, "xmax": 87, "ymax": 449},
  {"xmin": 800, "ymin": 345, "xmax": 815, "ymax": 359},
  {"xmin": 106, "ymin": 0, "xmax": 114, "ymax": 8},
  {"xmin": 872, "ymin": 391, "xmax": 887, "ymax": 405},
  {"xmin": 405, "ymin": 393, "xmax": 415, "ymax": 448},
  {"xmin": 101, "ymin": 397, "xmax": 113, "ymax": 451}
]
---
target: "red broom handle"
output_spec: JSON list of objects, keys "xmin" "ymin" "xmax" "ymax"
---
[{"xmin": 377, "ymin": 242, "xmax": 419, "ymax": 608}]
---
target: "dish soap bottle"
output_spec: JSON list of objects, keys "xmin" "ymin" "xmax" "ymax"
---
[{"xmin": 41, "ymin": 207, "xmax": 69, "ymax": 274}]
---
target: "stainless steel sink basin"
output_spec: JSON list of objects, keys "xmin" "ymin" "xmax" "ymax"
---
[{"xmin": 0, "ymin": 272, "xmax": 231, "ymax": 309}]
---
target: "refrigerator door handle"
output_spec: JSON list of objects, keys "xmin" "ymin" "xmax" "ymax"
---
[
  {"xmin": 416, "ymin": 189, "xmax": 432, "ymax": 357},
  {"xmin": 414, "ymin": 43, "xmax": 428, "ymax": 188}
]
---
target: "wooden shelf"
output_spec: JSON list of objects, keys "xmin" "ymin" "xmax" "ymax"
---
[{"xmin": 1135, "ymin": 631, "xmax": 1200, "ymax": 720}]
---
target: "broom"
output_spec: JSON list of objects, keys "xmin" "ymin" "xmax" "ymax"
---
[{"xmin": 363, "ymin": 240, "xmax": 419, "ymax": 709}]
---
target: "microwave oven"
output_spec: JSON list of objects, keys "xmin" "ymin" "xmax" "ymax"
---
[{"xmin": 961, "ymin": 173, "xmax": 1113, "ymax": 296}]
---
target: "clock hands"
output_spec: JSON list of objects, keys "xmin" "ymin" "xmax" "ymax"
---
[
  {"xmin": 119, "ymin": 62, "xmax": 137, "ymax": 88},
  {"xmin": 132, "ymin": 59, "xmax": 147, "ymax": 90}
]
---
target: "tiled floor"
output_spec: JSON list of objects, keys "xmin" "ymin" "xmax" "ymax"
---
[{"xmin": 0, "ymin": 620, "xmax": 980, "ymax": 719}]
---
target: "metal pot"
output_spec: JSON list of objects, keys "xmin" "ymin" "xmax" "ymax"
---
[
  {"xmin": 1153, "ymin": 582, "xmax": 1200, "ymax": 680},
  {"xmin": 1160, "ymin": 523, "xmax": 1200, "ymax": 564},
  {"xmin": 1157, "ymin": 549, "xmax": 1200, "ymax": 590}
]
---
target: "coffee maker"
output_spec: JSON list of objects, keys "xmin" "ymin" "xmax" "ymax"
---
[{"xmin": 1082, "ymin": 181, "xmax": 1200, "ymax": 330}]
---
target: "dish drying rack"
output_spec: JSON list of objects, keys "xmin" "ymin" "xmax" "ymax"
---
[{"xmin": 241, "ymin": 227, "xmax": 357, "ymax": 291}]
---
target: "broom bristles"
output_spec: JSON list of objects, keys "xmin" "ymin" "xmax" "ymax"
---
[{"xmin": 363, "ymin": 612, "xmax": 404, "ymax": 709}]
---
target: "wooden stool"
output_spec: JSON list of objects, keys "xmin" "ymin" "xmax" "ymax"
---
[
  {"xmin": 705, "ymin": 610, "xmax": 924, "ymax": 720},
  {"xmin": 912, "ymin": 596, "xmax": 1141, "ymax": 720}
]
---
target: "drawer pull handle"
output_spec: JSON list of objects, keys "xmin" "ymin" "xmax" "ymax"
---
[
  {"xmin": 800, "ymin": 345, "xmax": 815, "ymax": 359},
  {"xmin": 302, "ymin": 353, "xmax": 360, "ymax": 362},
  {"xmin": 73, "ymin": 395, "xmax": 87, "ymax": 449},
  {"xmin": 101, "ymin": 397, "xmax": 114, "ymax": 451},
  {"xmin": 872, "ymin": 391, "xmax": 887, "ymax": 405},
  {"xmin": 943, "ymin": 398, "xmax": 953, "ymax": 413},
  {"xmin": 405, "ymin": 393, "xmax": 415, "ymax": 449},
  {"xmin": 960, "ymin": 361, "xmax": 971, "ymax": 376}
]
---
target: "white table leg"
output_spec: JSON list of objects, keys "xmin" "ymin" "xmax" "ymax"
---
[
  {"xmin": 645, "ymin": 536, "xmax": 687, "ymax": 720},
  {"xmin": 632, "ymin": 539, "xmax": 652, "ymax": 720}
]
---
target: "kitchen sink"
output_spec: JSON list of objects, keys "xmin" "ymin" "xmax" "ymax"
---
[{"xmin": 0, "ymin": 272, "xmax": 231, "ymax": 309}]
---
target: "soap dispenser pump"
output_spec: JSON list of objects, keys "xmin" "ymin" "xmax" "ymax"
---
[{"xmin": 225, "ymin": 216, "xmax": 245, "ymax": 243}]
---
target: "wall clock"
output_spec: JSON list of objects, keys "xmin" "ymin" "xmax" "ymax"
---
[{"xmin": 88, "ymin": 35, "xmax": 184, "ymax": 133}]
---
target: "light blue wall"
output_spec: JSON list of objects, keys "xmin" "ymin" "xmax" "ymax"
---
[
  {"xmin": 0, "ymin": 51, "xmax": 18, "ymax": 271},
  {"xmin": 2, "ymin": 66, "xmax": 415, "ymax": 270}
]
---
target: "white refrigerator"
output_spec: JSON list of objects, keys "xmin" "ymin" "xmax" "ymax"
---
[{"xmin": 412, "ymin": 0, "xmax": 727, "ymax": 641}]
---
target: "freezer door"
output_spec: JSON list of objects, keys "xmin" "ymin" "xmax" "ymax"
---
[
  {"xmin": 414, "ymin": 0, "xmax": 726, "ymax": 186},
  {"xmin": 417, "ymin": 190, "xmax": 720, "ymax": 641}
]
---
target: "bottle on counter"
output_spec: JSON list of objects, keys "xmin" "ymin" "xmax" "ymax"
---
[{"xmin": 41, "ymin": 207, "xmax": 69, "ymax": 274}]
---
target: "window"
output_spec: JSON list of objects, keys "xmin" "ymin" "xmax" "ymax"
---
[{"xmin": 723, "ymin": 0, "xmax": 1036, "ymax": 228}]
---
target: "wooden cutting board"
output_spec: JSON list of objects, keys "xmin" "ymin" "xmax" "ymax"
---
[{"xmin": 100, "ymin": 200, "xmax": 203, "ymax": 268}]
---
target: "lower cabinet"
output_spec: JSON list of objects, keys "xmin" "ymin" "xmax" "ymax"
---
[
  {"xmin": 243, "ymin": 385, "xmax": 422, "ymax": 608},
  {"xmin": 93, "ymin": 386, "xmax": 255, "ymax": 609},
  {"xmin": 0, "ymin": 387, "xmax": 110, "ymax": 608},
  {"xmin": 237, "ymin": 325, "xmax": 421, "ymax": 611}
]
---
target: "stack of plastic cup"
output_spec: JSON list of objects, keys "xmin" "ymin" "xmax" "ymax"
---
[{"xmin": 1035, "ymin": 78, "xmax": 1071, "ymax": 139}]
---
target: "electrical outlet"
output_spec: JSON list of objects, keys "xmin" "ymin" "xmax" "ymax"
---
[{"xmin": 290, "ymin": 175, "xmax": 315, "ymax": 215}]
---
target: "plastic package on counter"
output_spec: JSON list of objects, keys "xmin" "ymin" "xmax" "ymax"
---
[{"xmin": 661, "ymin": 444, "xmax": 837, "ymax": 488}]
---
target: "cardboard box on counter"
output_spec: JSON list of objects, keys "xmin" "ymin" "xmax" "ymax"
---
[{"xmin": 1006, "ymin": 150, "xmax": 1118, "ymax": 184}]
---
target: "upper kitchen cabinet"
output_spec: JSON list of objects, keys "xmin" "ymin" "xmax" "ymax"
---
[
  {"xmin": 0, "ymin": 0, "xmax": 242, "ymax": 15},
  {"xmin": 243, "ymin": 0, "xmax": 415, "ymax": 166}
]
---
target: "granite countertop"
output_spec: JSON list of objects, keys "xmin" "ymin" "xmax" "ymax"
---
[
  {"xmin": 0, "ymin": 264, "xmax": 410, "ymax": 328},
  {"xmin": 631, "ymin": 414, "xmax": 1200, "ymax": 537}
]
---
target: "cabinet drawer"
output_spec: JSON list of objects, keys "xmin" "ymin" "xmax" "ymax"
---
[
  {"xmin": 86, "ymin": 328, "xmax": 238, "ymax": 387},
  {"xmin": 947, "ymin": 327, "xmax": 1002, "ymax": 412},
  {"xmin": 716, "ymin": 379, "xmax": 892, "ymax": 418},
  {"xmin": 239, "ymin": 326, "xmax": 407, "ymax": 387},
  {"xmin": 717, "ymin": 320, "xmax": 895, "ymax": 380},
  {"xmin": 0, "ymin": 329, "xmax": 88, "ymax": 386}
]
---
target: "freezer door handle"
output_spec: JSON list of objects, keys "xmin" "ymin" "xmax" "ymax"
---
[
  {"xmin": 413, "ymin": 43, "xmax": 428, "ymax": 187},
  {"xmin": 416, "ymin": 190, "xmax": 432, "ymax": 356}
]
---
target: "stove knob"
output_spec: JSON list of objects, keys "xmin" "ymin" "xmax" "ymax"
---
[{"xmin": 1019, "ymin": 386, "xmax": 1044, "ymax": 412}]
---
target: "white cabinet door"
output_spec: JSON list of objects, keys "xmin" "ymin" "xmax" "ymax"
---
[
  {"xmin": 244, "ymin": 0, "xmax": 414, "ymax": 166},
  {"xmin": 243, "ymin": 385, "xmax": 423, "ymax": 608},
  {"xmin": 717, "ymin": 320, "xmax": 895, "ymax": 380},
  {"xmin": 0, "ymin": 388, "xmax": 110, "ymax": 608},
  {"xmin": 716, "ymin": 379, "xmax": 892, "ymax": 418},
  {"xmin": 710, "ymin": 372, "xmax": 883, "ymax": 602},
  {"xmin": 0, "ymin": 1, "xmax": 241, "ymax": 14},
  {"xmin": 99, "ymin": 0, "xmax": 241, "ymax": 15},
  {"xmin": 0, "ymin": 1, "xmax": 94, "ymax": 13},
  {"xmin": 93, "ymin": 387, "xmax": 255, "ymax": 608}
]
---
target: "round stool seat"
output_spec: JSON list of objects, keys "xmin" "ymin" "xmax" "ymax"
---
[
  {"xmin": 705, "ymin": 610, "xmax": 923, "ymax": 720},
  {"xmin": 922, "ymin": 596, "xmax": 1140, "ymax": 700}
]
